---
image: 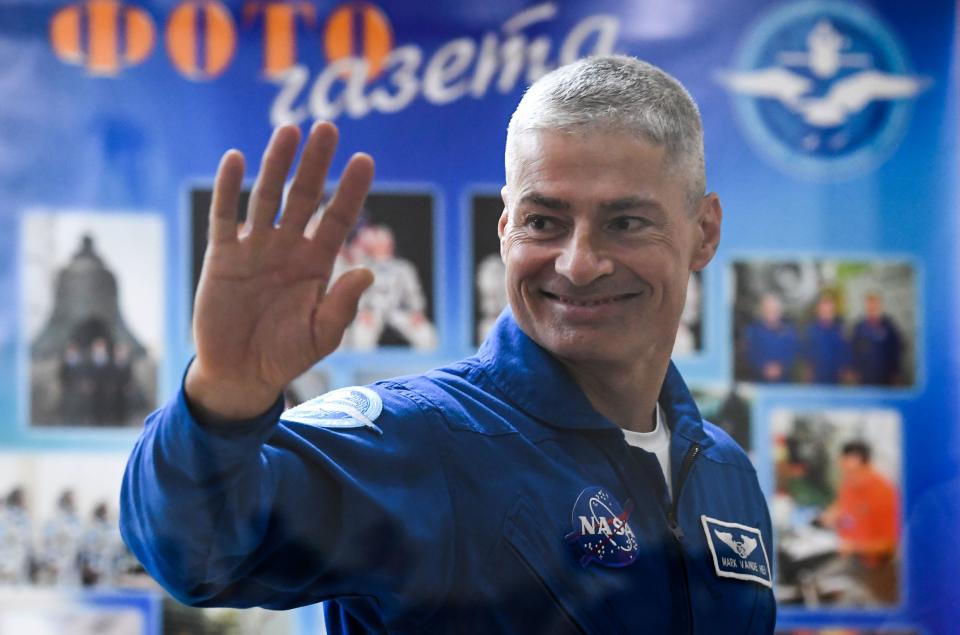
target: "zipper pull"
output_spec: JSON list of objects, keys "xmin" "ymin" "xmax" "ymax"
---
[{"xmin": 668, "ymin": 517, "xmax": 685, "ymax": 541}]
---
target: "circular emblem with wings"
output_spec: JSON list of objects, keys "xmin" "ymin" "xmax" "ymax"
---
[{"xmin": 717, "ymin": 1, "xmax": 929, "ymax": 180}]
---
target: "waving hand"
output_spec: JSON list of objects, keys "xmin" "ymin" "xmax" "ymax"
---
[{"xmin": 186, "ymin": 122, "xmax": 374, "ymax": 422}]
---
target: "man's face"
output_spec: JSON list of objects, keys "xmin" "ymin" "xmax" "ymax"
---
[
  {"xmin": 866, "ymin": 295, "xmax": 883, "ymax": 321},
  {"xmin": 839, "ymin": 453, "xmax": 867, "ymax": 481},
  {"xmin": 761, "ymin": 294, "xmax": 784, "ymax": 325},
  {"xmin": 816, "ymin": 297, "xmax": 836, "ymax": 323},
  {"xmin": 499, "ymin": 129, "xmax": 719, "ymax": 367}
]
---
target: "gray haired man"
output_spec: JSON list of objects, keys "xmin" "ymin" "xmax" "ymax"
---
[{"xmin": 121, "ymin": 55, "xmax": 776, "ymax": 634}]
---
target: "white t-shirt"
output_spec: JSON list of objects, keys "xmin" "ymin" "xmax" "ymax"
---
[{"xmin": 621, "ymin": 403, "xmax": 672, "ymax": 498}]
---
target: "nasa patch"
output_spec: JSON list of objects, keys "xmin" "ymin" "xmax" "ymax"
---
[
  {"xmin": 564, "ymin": 487, "xmax": 639, "ymax": 568},
  {"xmin": 281, "ymin": 386, "xmax": 383, "ymax": 434},
  {"xmin": 701, "ymin": 515, "xmax": 772, "ymax": 587}
]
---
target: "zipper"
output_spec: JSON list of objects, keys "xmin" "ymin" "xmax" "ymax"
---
[
  {"xmin": 666, "ymin": 442, "xmax": 701, "ymax": 635},
  {"xmin": 667, "ymin": 443, "xmax": 702, "ymax": 539}
]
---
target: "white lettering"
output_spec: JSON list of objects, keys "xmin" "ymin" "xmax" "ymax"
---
[
  {"xmin": 470, "ymin": 33, "xmax": 500, "ymax": 97},
  {"xmin": 423, "ymin": 37, "xmax": 476, "ymax": 104},
  {"xmin": 308, "ymin": 57, "xmax": 363, "ymax": 120},
  {"xmin": 579, "ymin": 516, "xmax": 596, "ymax": 534},
  {"xmin": 369, "ymin": 45, "xmax": 422, "ymax": 113},
  {"xmin": 269, "ymin": 64, "xmax": 309, "ymax": 126},
  {"xmin": 597, "ymin": 517, "xmax": 612, "ymax": 535},
  {"xmin": 271, "ymin": 6, "xmax": 622, "ymax": 122},
  {"xmin": 559, "ymin": 15, "xmax": 619, "ymax": 65}
]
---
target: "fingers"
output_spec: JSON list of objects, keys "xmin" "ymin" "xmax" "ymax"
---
[
  {"xmin": 312, "ymin": 267, "xmax": 375, "ymax": 356},
  {"xmin": 308, "ymin": 152, "xmax": 375, "ymax": 265},
  {"xmin": 278, "ymin": 121, "xmax": 338, "ymax": 238},
  {"xmin": 209, "ymin": 150, "xmax": 245, "ymax": 246},
  {"xmin": 245, "ymin": 125, "xmax": 301, "ymax": 236}
]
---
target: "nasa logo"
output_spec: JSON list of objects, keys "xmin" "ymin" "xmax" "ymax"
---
[
  {"xmin": 564, "ymin": 486, "xmax": 639, "ymax": 568},
  {"xmin": 716, "ymin": 0, "xmax": 930, "ymax": 180},
  {"xmin": 701, "ymin": 515, "xmax": 772, "ymax": 587},
  {"xmin": 281, "ymin": 385, "xmax": 384, "ymax": 434}
]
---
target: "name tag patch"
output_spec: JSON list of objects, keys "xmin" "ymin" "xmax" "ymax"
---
[
  {"xmin": 564, "ymin": 487, "xmax": 639, "ymax": 568},
  {"xmin": 701, "ymin": 515, "xmax": 772, "ymax": 587},
  {"xmin": 281, "ymin": 386, "xmax": 383, "ymax": 434}
]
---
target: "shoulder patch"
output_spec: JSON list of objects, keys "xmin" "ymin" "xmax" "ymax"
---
[{"xmin": 281, "ymin": 386, "xmax": 383, "ymax": 434}]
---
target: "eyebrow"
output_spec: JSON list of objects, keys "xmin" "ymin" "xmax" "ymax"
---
[
  {"xmin": 598, "ymin": 196, "xmax": 664, "ymax": 214},
  {"xmin": 519, "ymin": 192, "xmax": 570, "ymax": 210},
  {"xmin": 519, "ymin": 192, "xmax": 664, "ymax": 214}
]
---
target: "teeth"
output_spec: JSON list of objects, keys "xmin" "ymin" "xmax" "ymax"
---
[{"xmin": 556, "ymin": 295, "xmax": 621, "ymax": 306}]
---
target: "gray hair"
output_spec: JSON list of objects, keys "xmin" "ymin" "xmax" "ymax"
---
[{"xmin": 505, "ymin": 55, "xmax": 706, "ymax": 208}]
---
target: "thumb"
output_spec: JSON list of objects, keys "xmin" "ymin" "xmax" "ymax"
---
[{"xmin": 312, "ymin": 267, "xmax": 375, "ymax": 355}]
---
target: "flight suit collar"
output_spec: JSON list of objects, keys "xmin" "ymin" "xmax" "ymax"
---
[{"xmin": 478, "ymin": 309, "xmax": 713, "ymax": 448}]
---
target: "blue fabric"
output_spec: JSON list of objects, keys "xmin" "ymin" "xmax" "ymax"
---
[
  {"xmin": 743, "ymin": 320, "xmax": 799, "ymax": 383},
  {"xmin": 803, "ymin": 318, "xmax": 853, "ymax": 384},
  {"xmin": 120, "ymin": 311, "xmax": 776, "ymax": 634},
  {"xmin": 852, "ymin": 316, "xmax": 903, "ymax": 385}
]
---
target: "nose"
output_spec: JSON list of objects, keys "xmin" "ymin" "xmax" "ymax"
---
[{"xmin": 554, "ymin": 228, "xmax": 614, "ymax": 286}]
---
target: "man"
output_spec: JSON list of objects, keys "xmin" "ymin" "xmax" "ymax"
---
[
  {"xmin": 120, "ymin": 56, "xmax": 776, "ymax": 633},
  {"xmin": 345, "ymin": 223, "xmax": 437, "ymax": 351},
  {"xmin": 851, "ymin": 292, "xmax": 904, "ymax": 385},
  {"xmin": 802, "ymin": 292, "xmax": 852, "ymax": 385},
  {"xmin": 818, "ymin": 441, "xmax": 899, "ymax": 605},
  {"xmin": 742, "ymin": 292, "xmax": 799, "ymax": 383}
]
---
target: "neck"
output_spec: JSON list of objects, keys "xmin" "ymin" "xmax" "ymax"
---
[{"xmin": 560, "ymin": 353, "xmax": 669, "ymax": 433}]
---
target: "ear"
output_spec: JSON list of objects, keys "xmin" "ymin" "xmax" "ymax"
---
[
  {"xmin": 498, "ymin": 185, "xmax": 511, "ymax": 261},
  {"xmin": 690, "ymin": 192, "xmax": 722, "ymax": 272}
]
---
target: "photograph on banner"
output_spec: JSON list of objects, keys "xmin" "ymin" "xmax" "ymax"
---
[
  {"xmin": 161, "ymin": 596, "xmax": 292, "ymax": 635},
  {"xmin": 190, "ymin": 189, "xmax": 437, "ymax": 352},
  {"xmin": 470, "ymin": 193, "xmax": 704, "ymax": 352},
  {"xmin": 690, "ymin": 383, "xmax": 754, "ymax": 457},
  {"xmin": 0, "ymin": 452, "xmax": 137, "ymax": 588},
  {"xmin": 22, "ymin": 211, "xmax": 163, "ymax": 428},
  {"xmin": 338, "ymin": 192, "xmax": 438, "ymax": 352},
  {"xmin": 770, "ymin": 408, "xmax": 902, "ymax": 608},
  {"xmin": 0, "ymin": 453, "xmax": 292, "ymax": 635},
  {"xmin": 0, "ymin": 589, "xmax": 151, "ymax": 635},
  {"xmin": 732, "ymin": 260, "xmax": 916, "ymax": 387}
]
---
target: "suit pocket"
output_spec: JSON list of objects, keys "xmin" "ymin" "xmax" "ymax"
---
[{"xmin": 494, "ymin": 497, "xmax": 624, "ymax": 635}]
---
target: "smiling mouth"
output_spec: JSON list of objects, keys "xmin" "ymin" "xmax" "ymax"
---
[{"xmin": 541, "ymin": 291, "xmax": 641, "ymax": 307}]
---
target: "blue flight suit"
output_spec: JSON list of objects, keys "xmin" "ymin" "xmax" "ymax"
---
[
  {"xmin": 803, "ymin": 318, "xmax": 852, "ymax": 384},
  {"xmin": 852, "ymin": 316, "xmax": 903, "ymax": 385},
  {"xmin": 120, "ymin": 312, "xmax": 776, "ymax": 634},
  {"xmin": 743, "ymin": 320, "xmax": 799, "ymax": 383}
]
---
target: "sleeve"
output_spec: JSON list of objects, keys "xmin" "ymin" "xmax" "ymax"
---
[{"xmin": 119, "ymin": 375, "xmax": 455, "ymax": 623}]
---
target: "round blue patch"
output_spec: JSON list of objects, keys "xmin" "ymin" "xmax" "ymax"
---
[
  {"xmin": 719, "ymin": 0, "xmax": 928, "ymax": 180},
  {"xmin": 564, "ymin": 487, "xmax": 639, "ymax": 568}
]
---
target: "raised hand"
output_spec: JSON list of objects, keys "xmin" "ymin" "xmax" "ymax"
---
[{"xmin": 185, "ymin": 122, "xmax": 374, "ymax": 422}]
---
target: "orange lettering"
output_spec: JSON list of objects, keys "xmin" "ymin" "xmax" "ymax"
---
[
  {"xmin": 324, "ymin": 3, "xmax": 393, "ymax": 80},
  {"xmin": 49, "ymin": 0, "xmax": 155, "ymax": 75},
  {"xmin": 166, "ymin": 1, "xmax": 236, "ymax": 80},
  {"xmin": 243, "ymin": 2, "xmax": 316, "ymax": 77}
]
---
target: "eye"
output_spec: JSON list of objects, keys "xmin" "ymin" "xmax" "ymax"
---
[
  {"xmin": 523, "ymin": 214, "xmax": 559, "ymax": 232},
  {"xmin": 609, "ymin": 216, "xmax": 651, "ymax": 231}
]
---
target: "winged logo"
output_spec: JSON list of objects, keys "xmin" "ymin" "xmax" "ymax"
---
[
  {"xmin": 717, "ymin": 20, "xmax": 929, "ymax": 128},
  {"xmin": 714, "ymin": 529, "xmax": 758, "ymax": 559}
]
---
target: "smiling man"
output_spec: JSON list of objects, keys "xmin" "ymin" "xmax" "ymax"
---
[{"xmin": 121, "ymin": 56, "xmax": 776, "ymax": 634}]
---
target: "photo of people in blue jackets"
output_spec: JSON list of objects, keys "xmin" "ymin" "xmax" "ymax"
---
[{"xmin": 733, "ymin": 261, "xmax": 915, "ymax": 387}]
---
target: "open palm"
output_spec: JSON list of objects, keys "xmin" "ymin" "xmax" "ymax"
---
[{"xmin": 186, "ymin": 123, "xmax": 374, "ymax": 421}]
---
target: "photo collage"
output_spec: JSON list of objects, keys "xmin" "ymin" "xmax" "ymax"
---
[{"xmin": 9, "ymin": 191, "xmax": 920, "ymax": 632}]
